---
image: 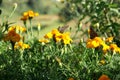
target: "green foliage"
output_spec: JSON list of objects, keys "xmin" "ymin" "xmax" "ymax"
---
[
  {"xmin": 0, "ymin": 40, "xmax": 120, "ymax": 80},
  {"xmin": 59, "ymin": 0, "xmax": 120, "ymax": 43},
  {"xmin": 0, "ymin": 0, "xmax": 120, "ymax": 80}
]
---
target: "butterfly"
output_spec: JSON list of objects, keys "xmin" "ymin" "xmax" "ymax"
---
[
  {"xmin": 89, "ymin": 26, "xmax": 98, "ymax": 39},
  {"xmin": 58, "ymin": 25, "xmax": 69, "ymax": 33}
]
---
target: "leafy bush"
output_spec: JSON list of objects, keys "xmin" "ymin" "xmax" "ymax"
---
[{"xmin": 0, "ymin": 1, "xmax": 120, "ymax": 80}]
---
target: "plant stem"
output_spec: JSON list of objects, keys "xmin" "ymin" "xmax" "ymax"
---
[
  {"xmin": 24, "ymin": 21, "xmax": 30, "ymax": 40},
  {"xmin": 29, "ymin": 19, "xmax": 33, "ymax": 38}
]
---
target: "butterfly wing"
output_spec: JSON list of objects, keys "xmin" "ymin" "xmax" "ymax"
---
[
  {"xmin": 58, "ymin": 25, "xmax": 69, "ymax": 33},
  {"xmin": 90, "ymin": 26, "xmax": 98, "ymax": 39}
]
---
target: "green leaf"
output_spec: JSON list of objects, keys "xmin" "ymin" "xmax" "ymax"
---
[{"xmin": 109, "ymin": 4, "xmax": 118, "ymax": 8}]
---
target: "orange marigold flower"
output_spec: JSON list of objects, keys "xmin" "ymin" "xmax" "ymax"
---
[
  {"xmin": 20, "ymin": 16, "xmax": 28, "ymax": 21},
  {"xmin": 87, "ymin": 39, "xmax": 99, "ymax": 48},
  {"xmin": 110, "ymin": 43, "xmax": 120, "ymax": 53},
  {"xmin": 98, "ymin": 74, "xmax": 110, "ymax": 80},
  {"xmin": 21, "ymin": 10, "xmax": 39, "ymax": 21},
  {"xmin": 9, "ymin": 25, "xmax": 26, "ymax": 33},
  {"xmin": 87, "ymin": 37, "xmax": 104, "ymax": 48},
  {"xmin": 94, "ymin": 37, "xmax": 103, "ymax": 43}
]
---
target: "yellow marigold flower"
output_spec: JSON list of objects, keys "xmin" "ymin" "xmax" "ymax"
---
[
  {"xmin": 9, "ymin": 26, "xmax": 26, "ymax": 33},
  {"xmin": 102, "ymin": 43, "xmax": 110, "ymax": 53},
  {"xmin": 94, "ymin": 37, "xmax": 103, "ymax": 43},
  {"xmin": 52, "ymin": 29, "xmax": 60, "ymax": 35},
  {"xmin": 87, "ymin": 39, "xmax": 99, "ymax": 48},
  {"xmin": 14, "ymin": 42, "xmax": 30, "ymax": 49},
  {"xmin": 8, "ymin": 26, "xmax": 16, "ymax": 31},
  {"xmin": 98, "ymin": 74, "xmax": 110, "ymax": 80},
  {"xmin": 21, "ymin": 10, "xmax": 39, "ymax": 21},
  {"xmin": 87, "ymin": 40, "xmax": 100, "ymax": 48},
  {"xmin": 110, "ymin": 43, "xmax": 120, "ymax": 53},
  {"xmin": 99, "ymin": 60, "xmax": 105, "ymax": 65},
  {"xmin": 106, "ymin": 37, "xmax": 114, "ymax": 42},
  {"xmin": 87, "ymin": 39, "xmax": 95, "ymax": 48},
  {"xmin": 14, "ymin": 41, "xmax": 23, "ymax": 49},
  {"xmin": 23, "ymin": 12, "xmax": 28, "ymax": 17},
  {"xmin": 44, "ymin": 29, "xmax": 72, "ymax": 44},
  {"xmin": 22, "ymin": 43, "xmax": 30, "ymax": 49},
  {"xmin": 54, "ymin": 32, "xmax": 62, "ymax": 42},
  {"xmin": 62, "ymin": 32, "xmax": 72, "ymax": 45},
  {"xmin": 16, "ymin": 26, "xmax": 26, "ymax": 33},
  {"xmin": 87, "ymin": 37, "xmax": 103, "ymax": 48},
  {"xmin": 28, "ymin": 10, "xmax": 39, "ymax": 18},
  {"xmin": 20, "ymin": 27, "xmax": 26, "ymax": 32},
  {"xmin": 68, "ymin": 77, "xmax": 74, "ymax": 80},
  {"xmin": 3, "ymin": 30, "xmax": 20, "ymax": 42},
  {"xmin": 44, "ymin": 32, "xmax": 53, "ymax": 39},
  {"xmin": 28, "ymin": 10, "xmax": 35, "ymax": 18}
]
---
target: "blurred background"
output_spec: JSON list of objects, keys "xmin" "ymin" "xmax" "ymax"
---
[
  {"xmin": 0, "ymin": 0, "xmax": 71, "ymax": 38},
  {"xmin": 1, "ymin": 0, "xmax": 119, "ymax": 41}
]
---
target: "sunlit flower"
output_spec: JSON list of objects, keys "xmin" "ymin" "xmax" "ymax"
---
[
  {"xmin": 62, "ymin": 32, "xmax": 72, "ymax": 45},
  {"xmin": 3, "ymin": 30, "xmax": 20, "ymax": 43},
  {"xmin": 87, "ymin": 39, "xmax": 96, "ymax": 48},
  {"xmin": 52, "ymin": 29, "xmax": 60, "ymax": 35},
  {"xmin": 102, "ymin": 43, "xmax": 110, "ymax": 53},
  {"xmin": 14, "ymin": 41, "xmax": 30, "ymax": 50},
  {"xmin": 110, "ymin": 44, "xmax": 120, "ymax": 53},
  {"xmin": 87, "ymin": 37, "xmax": 103, "ymax": 48},
  {"xmin": 44, "ymin": 32, "xmax": 53, "ymax": 39},
  {"xmin": 28, "ymin": 10, "xmax": 35, "ymax": 18},
  {"xmin": 9, "ymin": 25, "xmax": 26, "ymax": 33},
  {"xmin": 20, "ymin": 10, "xmax": 39, "ymax": 21},
  {"xmin": 44, "ymin": 29, "xmax": 72, "ymax": 45},
  {"xmin": 106, "ymin": 37, "xmax": 114, "ymax": 42},
  {"xmin": 20, "ymin": 12, "xmax": 29, "ymax": 21},
  {"xmin": 54, "ymin": 32, "xmax": 62, "ymax": 42},
  {"xmin": 98, "ymin": 74, "xmax": 110, "ymax": 80}
]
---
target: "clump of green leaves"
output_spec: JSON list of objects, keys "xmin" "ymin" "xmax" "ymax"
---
[{"xmin": 59, "ymin": 0, "xmax": 120, "ymax": 45}]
